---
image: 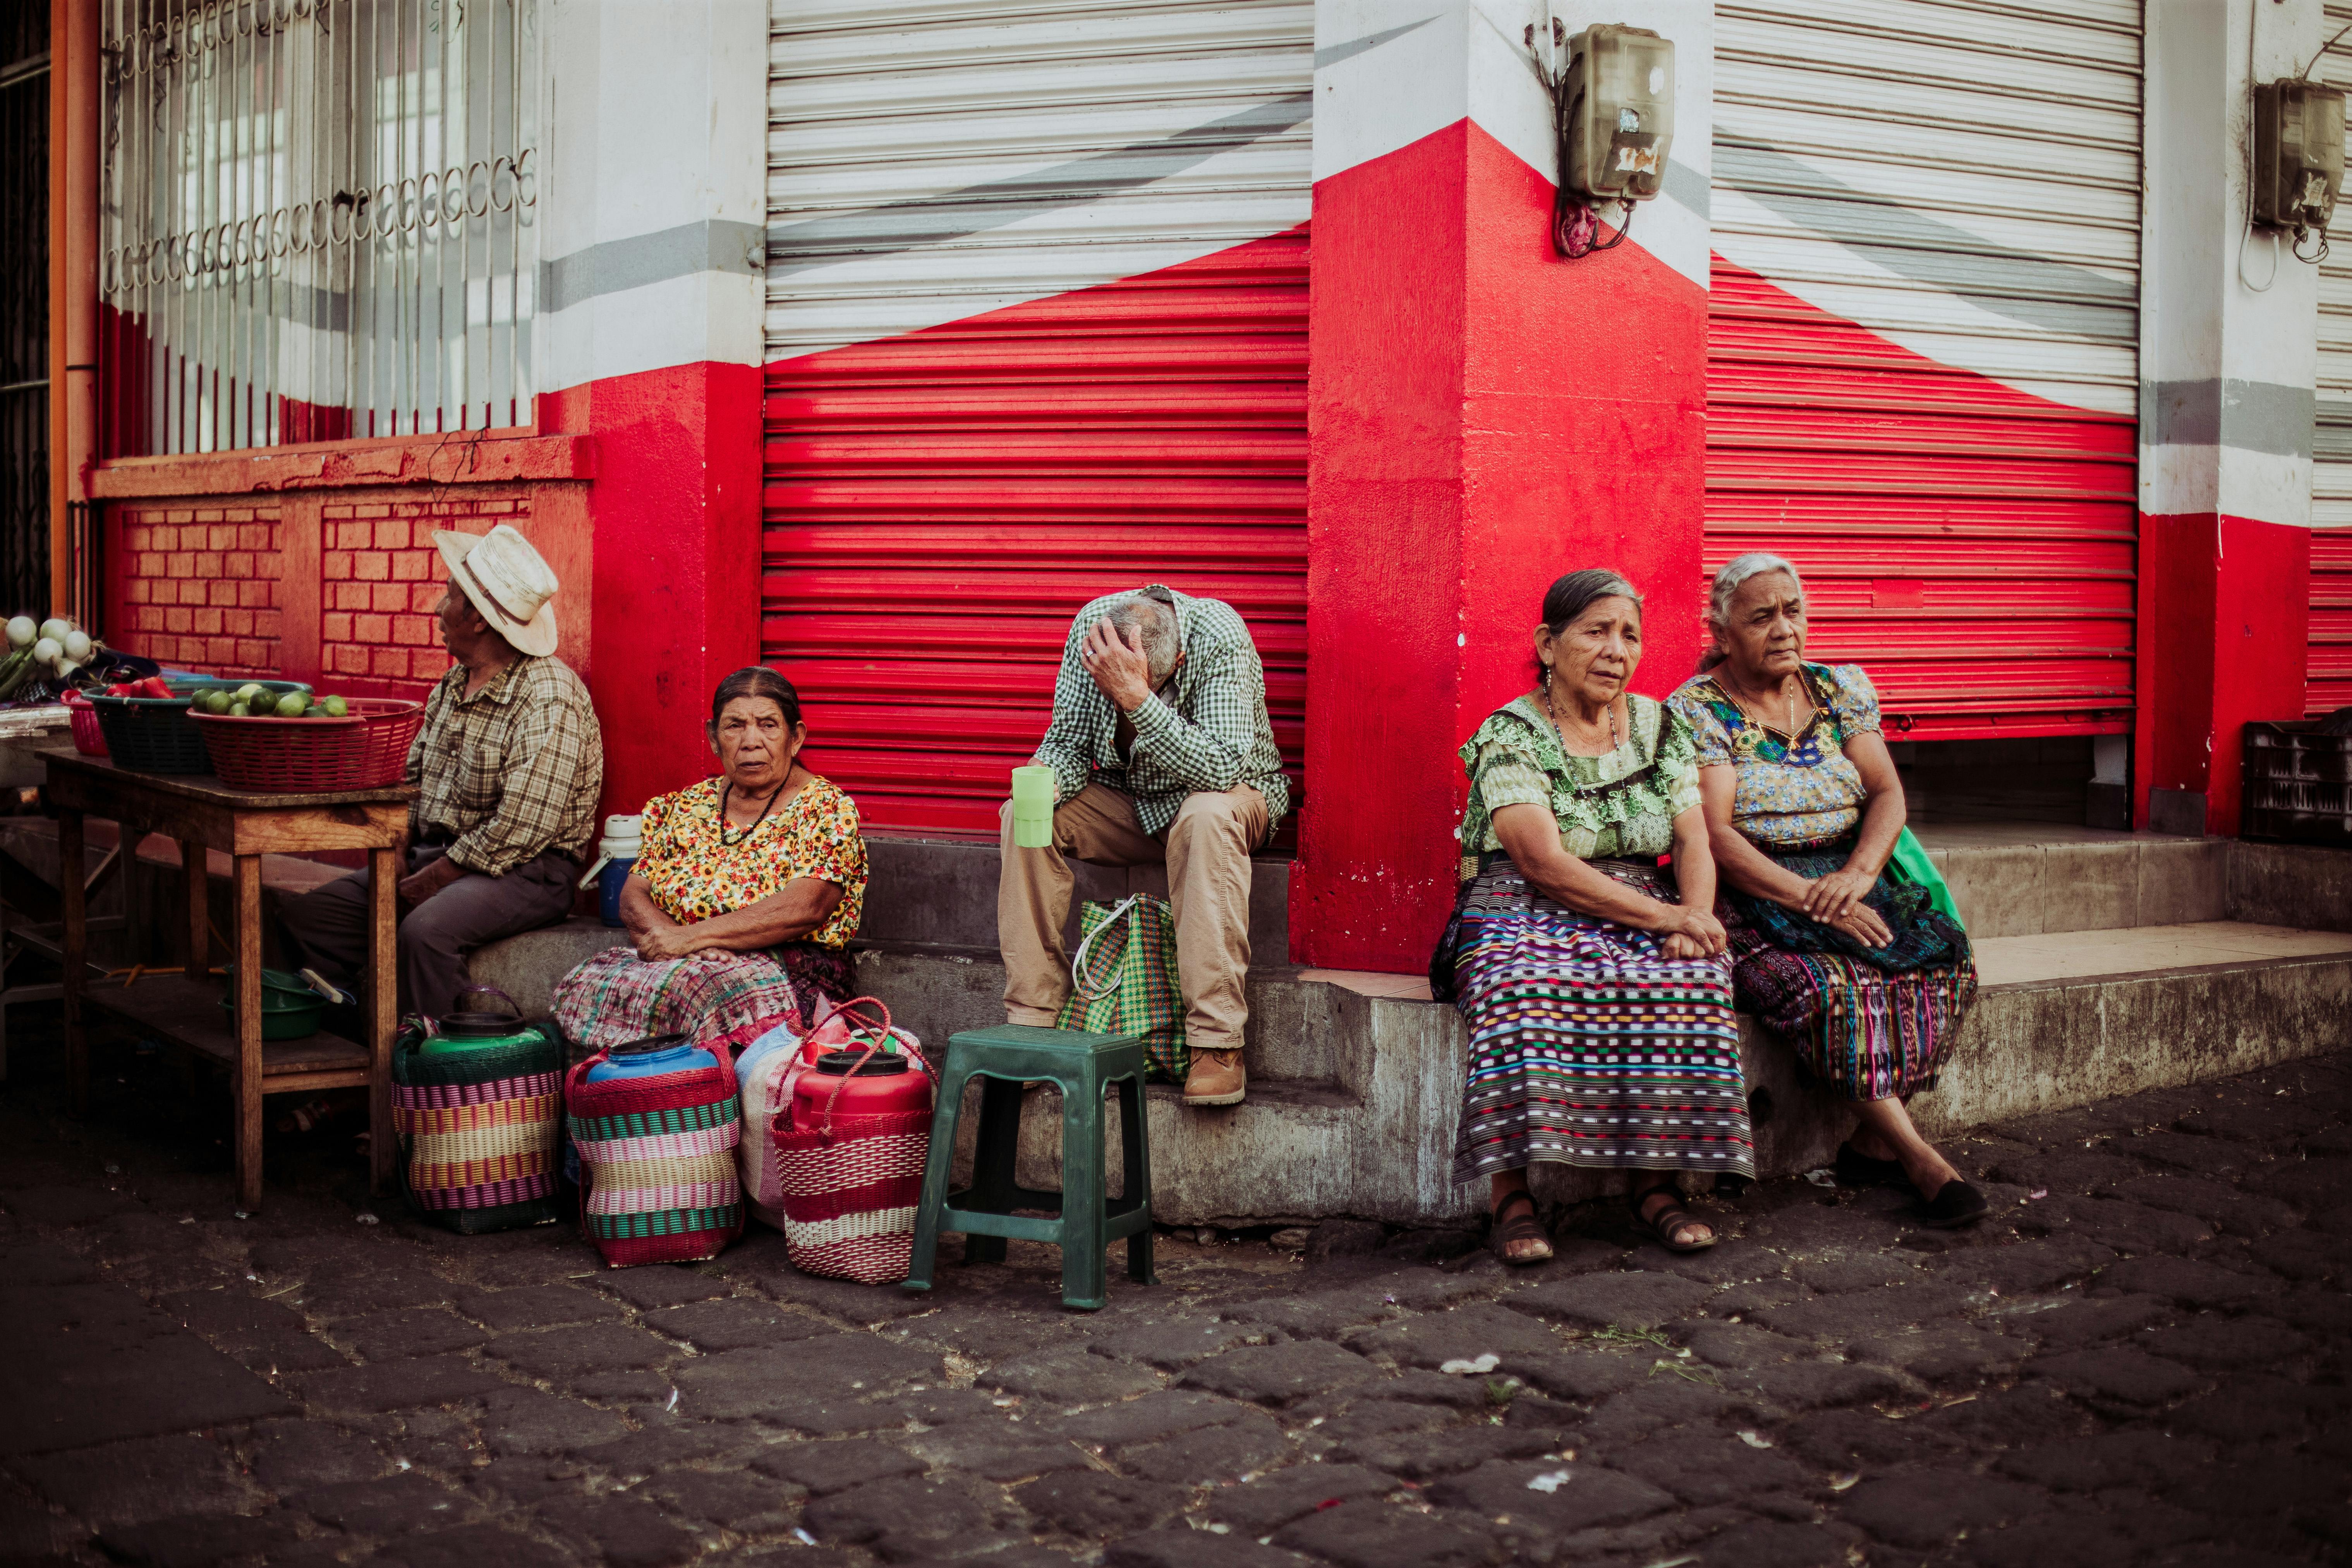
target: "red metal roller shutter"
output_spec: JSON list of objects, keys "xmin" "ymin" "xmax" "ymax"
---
[
  {"xmin": 761, "ymin": 229, "xmax": 1308, "ymax": 838},
  {"xmin": 1707, "ymin": 2, "xmax": 2142, "ymax": 738},
  {"xmin": 2313, "ymin": 530, "xmax": 2352, "ymax": 716},
  {"xmin": 1706, "ymin": 261, "xmax": 2138, "ymax": 738}
]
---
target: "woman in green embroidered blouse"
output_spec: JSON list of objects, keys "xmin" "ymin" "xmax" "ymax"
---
[{"xmin": 1440, "ymin": 570, "xmax": 1752, "ymax": 1266}]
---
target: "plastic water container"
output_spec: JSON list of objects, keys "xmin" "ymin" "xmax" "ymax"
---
[
  {"xmin": 577, "ymin": 814, "xmax": 644, "ymax": 927},
  {"xmin": 584, "ymin": 1032, "xmax": 716, "ymax": 1082}
]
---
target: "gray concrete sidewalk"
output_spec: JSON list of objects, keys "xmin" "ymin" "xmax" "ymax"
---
[{"xmin": 0, "ymin": 1015, "xmax": 2346, "ymax": 1567}]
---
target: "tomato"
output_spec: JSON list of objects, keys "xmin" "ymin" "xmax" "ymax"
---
[
  {"xmin": 138, "ymin": 677, "xmax": 172, "ymax": 699},
  {"xmin": 105, "ymin": 683, "xmax": 134, "ymax": 697}
]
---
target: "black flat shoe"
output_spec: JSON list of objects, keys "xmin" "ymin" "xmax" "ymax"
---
[
  {"xmin": 1834, "ymin": 1142, "xmax": 1907, "ymax": 1189},
  {"xmin": 1916, "ymin": 1179, "xmax": 1990, "ymax": 1229}
]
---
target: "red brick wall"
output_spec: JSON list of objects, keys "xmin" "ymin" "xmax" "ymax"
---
[
  {"xmin": 114, "ymin": 505, "xmax": 285, "ymax": 676},
  {"xmin": 318, "ymin": 496, "xmax": 527, "ymax": 695}
]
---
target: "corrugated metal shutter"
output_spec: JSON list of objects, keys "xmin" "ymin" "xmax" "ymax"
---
[
  {"xmin": 1708, "ymin": 0, "xmax": 2142, "ymax": 738},
  {"xmin": 2311, "ymin": 8, "xmax": 2352, "ymax": 714},
  {"xmin": 761, "ymin": 0, "xmax": 1311, "ymax": 838}
]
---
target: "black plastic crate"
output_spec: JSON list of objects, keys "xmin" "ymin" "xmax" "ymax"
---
[{"xmin": 2243, "ymin": 721, "xmax": 2352, "ymax": 845}]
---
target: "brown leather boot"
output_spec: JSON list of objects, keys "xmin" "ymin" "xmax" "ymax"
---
[{"xmin": 1181, "ymin": 1048, "xmax": 1246, "ymax": 1106}]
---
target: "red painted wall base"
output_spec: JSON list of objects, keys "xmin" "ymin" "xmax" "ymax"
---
[
  {"xmin": 2136, "ymin": 511, "xmax": 2309, "ymax": 834},
  {"xmin": 1295, "ymin": 120, "xmax": 1708, "ymax": 971},
  {"xmin": 547, "ymin": 360, "xmax": 765, "ymax": 820}
]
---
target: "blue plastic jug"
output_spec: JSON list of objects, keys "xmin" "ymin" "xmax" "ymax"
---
[
  {"xmin": 597, "ymin": 857, "xmax": 635, "ymax": 927},
  {"xmin": 584, "ymin": 1032, "xmax": 717, "ymax": 1082}
]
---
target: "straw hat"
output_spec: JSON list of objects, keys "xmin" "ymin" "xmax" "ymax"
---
[{"xmin": 434, "ymin": 524, "xmax": 561, "ymax": 657}]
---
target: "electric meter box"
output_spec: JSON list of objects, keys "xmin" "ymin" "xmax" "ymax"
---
[
  {"xmin": 2253, "ymin": 79, "xmax": 2346, "ymax": 235},
  {"xmin": 1563, "ymin": 24, "xmax": 1675, "ymax": 203}
]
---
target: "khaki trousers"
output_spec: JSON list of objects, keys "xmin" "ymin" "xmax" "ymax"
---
[{"xmin": 999, "ymin": 782, "xmax": 1267, "ymax": 1053}]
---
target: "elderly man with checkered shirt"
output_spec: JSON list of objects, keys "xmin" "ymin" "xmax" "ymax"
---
[{"xmin": 998, "ymin": 584, "xmax": 1291, "ymax": 1107}]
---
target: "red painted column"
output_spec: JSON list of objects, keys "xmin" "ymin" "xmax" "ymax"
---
[{"xmin": 1293, "ymin": 2, "xmax": 1715, "ymax": 970}]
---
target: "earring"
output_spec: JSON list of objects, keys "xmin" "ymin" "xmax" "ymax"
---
[{"xmin": 1541, "ymin": 663, "xmax": 1553, "ymax": 691}]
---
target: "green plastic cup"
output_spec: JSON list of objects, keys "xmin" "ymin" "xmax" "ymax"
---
[{"xmin": 1011, "ymin": 764, "xmax": 1056, "ymax": 849}]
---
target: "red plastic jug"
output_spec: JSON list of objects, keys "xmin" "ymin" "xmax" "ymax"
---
[{"xmin": 790, "ymin": 1048, "xmax": 934, "ymax": 1134}]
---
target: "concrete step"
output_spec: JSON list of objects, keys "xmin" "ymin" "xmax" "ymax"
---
[{"xmin": 1914, "ymin": 823, "xmax": 2228, "ymax": 937}]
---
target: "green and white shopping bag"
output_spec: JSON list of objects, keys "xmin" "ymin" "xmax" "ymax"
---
[{"xmin": 1054, "ymin": 894, "xmax": 1188, "ymax": 1082}]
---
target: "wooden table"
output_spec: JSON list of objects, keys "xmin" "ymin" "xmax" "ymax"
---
[{"xmin": 44, "ymin": 748, "xmax": 414, "ymax": 1209}]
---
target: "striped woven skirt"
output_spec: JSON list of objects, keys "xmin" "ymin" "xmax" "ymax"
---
[
  {"xmin": 1723, "ymin": 836, "xmax": 1976, "ymax": 1102},
  {"xmin": 1448, "ymin": 860, "xmax": 1753, "ymax": 1187},
  {"xmin": 552, "ymin": 941, "xmax": 852, "ymax": 1065}
]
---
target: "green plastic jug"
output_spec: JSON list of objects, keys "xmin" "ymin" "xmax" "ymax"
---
[{"xmin": 418, "ymin": 985, "xmax": 548, "ymax": 1057}]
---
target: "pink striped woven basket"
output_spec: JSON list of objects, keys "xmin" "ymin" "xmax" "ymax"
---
[{"xmin": 564, "ymin": 1049, "xmax": 744, "ymax": 1267}]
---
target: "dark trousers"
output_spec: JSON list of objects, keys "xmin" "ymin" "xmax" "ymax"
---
[{"xmin": 281, "ymin": 845, "xmax": 579, "ymax": 1018}]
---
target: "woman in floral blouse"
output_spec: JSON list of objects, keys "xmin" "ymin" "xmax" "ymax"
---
[
  {"xmin": 1669, "ymin": 554, "xmax": 1985, "ymax": 1228},
  {"xmin": 552, "ymin": 667, "xmax": 868, "ymax": 1059},
  {"xmin": 1434, "ymin": 570, "xmax": 1751, "ymax": 1265}
]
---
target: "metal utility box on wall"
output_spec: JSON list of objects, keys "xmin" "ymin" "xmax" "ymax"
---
[
  {"xmin": 2252, "ymin": 79, "xmax": 2346, "ymax": 235},
  {"xmin": 1563, "ymin": 24, "xmax": 1674, "ymax": 202}
]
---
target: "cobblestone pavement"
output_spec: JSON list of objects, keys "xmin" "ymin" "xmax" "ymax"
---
[{"xmin": 1, "ymin": 1031, "xmax": 2348, "ymax": 1568}]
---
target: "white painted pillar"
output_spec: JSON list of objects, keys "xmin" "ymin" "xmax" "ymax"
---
[{"xmin": 2136, "ymin": 0, "xmax": 2326, "ymax": 835}]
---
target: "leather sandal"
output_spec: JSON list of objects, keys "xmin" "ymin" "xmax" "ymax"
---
[
  {"xmin": 1488, "ymin": 1189, "xmax": 1553, "ymax": 1266},
  {"xmin": 1631, "ymin": 1182, "xmax": 1718, "ymax": 1252},
  {"xmin": 1916, "ymin": 1178, "xmax": 1990, "ymax": 1229}
]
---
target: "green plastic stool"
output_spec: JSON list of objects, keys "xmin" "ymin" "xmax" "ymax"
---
[{"xmin": 903, "ymin": 1024, "xmax": 1155, "ymax": 1310}]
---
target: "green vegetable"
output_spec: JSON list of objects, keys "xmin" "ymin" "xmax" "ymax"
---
[
  {"xmin": 273, "ymin": 691, "xmax": 309, "ymax": 718},
  {"xmin": 229, "ymin": 702, "xmax": 249, "ymax": 717},
  {"xmin": 199, "ymin": 689, "xmax": 232, "ymax": 715},
  {"xmin": 320, "ymin": 696, "xmax": 348, "ymax": 718},
  {"xmin": 0, "ymin": 649, "xmax": 37, "ymax": 701},
  {"xmin": 234, "ymin": 683, "xmax": 265, "ymax": 705}
]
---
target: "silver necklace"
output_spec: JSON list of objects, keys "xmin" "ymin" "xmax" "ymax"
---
[{"xmin": 1719, "ymin": 670, "xmax": 1809, "ymax": 738}]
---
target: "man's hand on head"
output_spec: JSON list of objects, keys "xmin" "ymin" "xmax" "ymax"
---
[{"xmin": 1080, "ymin": 618, "xmax": 1156, "ymax": 714}]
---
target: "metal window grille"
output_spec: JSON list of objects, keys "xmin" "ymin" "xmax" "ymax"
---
[
  {"xmin": 99, "ymin": 0, "xmax": 540, "ymax": 457},
  {"xmin": 0, "ymin": 12, "xmax": 48, "ymax": 615}
]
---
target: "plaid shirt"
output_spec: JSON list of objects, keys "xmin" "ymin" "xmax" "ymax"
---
[
  {"xmin": 1031, "ymin": 586, "xmax": 1290, "ymax": 840},
  {"xmin": 407, "ymin": 655, "xmax": 604, "ymax": 875}
]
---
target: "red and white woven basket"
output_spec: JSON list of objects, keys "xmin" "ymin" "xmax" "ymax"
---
[{"xmin": 771, "ymin": 1106, "xmax": 933, "ymax": 1285}]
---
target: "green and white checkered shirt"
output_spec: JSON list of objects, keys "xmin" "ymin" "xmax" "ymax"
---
[{"xmin": 1030, "ymin": 586, "xmax": 1291, "ymax": 841}]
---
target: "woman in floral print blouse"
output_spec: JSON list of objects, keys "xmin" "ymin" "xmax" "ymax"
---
[{"xmin": 552, "ymin": 667, "xmax": 869, "ymax": 1059}]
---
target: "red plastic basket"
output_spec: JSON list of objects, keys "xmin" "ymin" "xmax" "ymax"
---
[
  {"xmin": 63, "ymin": 693, "xmax": 107, "ymax": 757},
  {"xmin": 190, "ymin": 698, "xmax": 426, "ymax": 792}
]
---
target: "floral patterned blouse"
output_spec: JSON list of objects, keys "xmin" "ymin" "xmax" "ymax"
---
[
  {"xmin": 1667, "ymin": 663, "xmax": 1882, "ymax": 848},
  {"xmin": 633, "ymin": 773, "xmax": 867, "ymax": 949},
  {"xmin": 1456, "ymin": 693, "xmax": 1701, "ymax": 881}
]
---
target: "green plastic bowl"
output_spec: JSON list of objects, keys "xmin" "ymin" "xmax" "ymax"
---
[{"xmin": 219, "ymin": 965, "xmax": 328, "ymax": 1041}]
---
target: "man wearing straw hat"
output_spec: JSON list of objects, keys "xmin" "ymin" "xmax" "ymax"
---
[
  {"xmin": 282, "ymin": 523, "xmax": 604, "ymax": 1017},
  {"xmin": 999, "ymin": 584, "xmax": 1290, "ymax": 1108}
]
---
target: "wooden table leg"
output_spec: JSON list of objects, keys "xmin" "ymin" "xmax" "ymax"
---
[
  {"xmin": 180, "ymin": 838, "xmax": 209, "ymax": 981},
  {"xmin": 234, "ymin": 855, "xmax": 264, "ymax": 1212},
  {"xmin": 368, "ymin": 845, "xmax": 398, "ymax": 1195},
  {"xmin": 61, "ymin": 809, "xmax": 85, "ymax": 1117}
]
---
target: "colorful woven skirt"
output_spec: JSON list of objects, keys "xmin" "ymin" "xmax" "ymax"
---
[
  {"xmin": 1448, "ymin": 861, "xmax": 1753, "ymax": 1187},
  {"xmin": 392, "ymin": 1025, "xmax": 565, "ymax": 1234},
  {"xmin": 552, "ymin": 941, "xmax": 852, "ymax": 1064},
  {"xmin": 1723, "ymin": 836, "xmax": 1977, "ymax": 1101},
  {"xmin": 565, "ymin": 1051, "xmax": 744, "ymax": 1266}
]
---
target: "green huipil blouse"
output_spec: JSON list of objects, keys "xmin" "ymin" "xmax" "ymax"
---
[{"xmin": 1454, "ymin": 693, "xmax": 1703, "ymax": 882}]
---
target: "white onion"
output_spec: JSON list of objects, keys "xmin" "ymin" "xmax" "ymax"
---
[
  {"xmin": 32, "ymin": 638, "xmax": 61, "ymax": 667},
  {"xmin": 4, "ymin": 617, "xmax": 33, "ymax": 649},
  {"xmin": 38, "ymin": 618, "xmax": 70, "ymax": 644},
  {"xmin": 61, "ymin": 629, "xmax": 91, "ymax": 662}
]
